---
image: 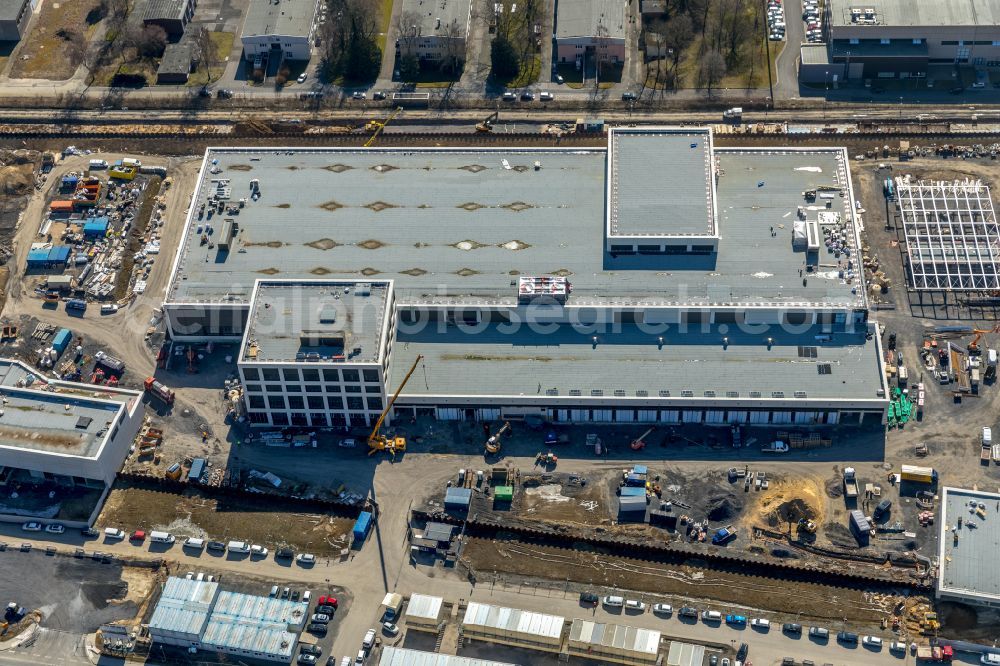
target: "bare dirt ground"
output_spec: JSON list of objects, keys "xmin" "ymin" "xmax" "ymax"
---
[
  {"xmin": 97, "ymin": 483, "xmax": 353, "ymax": 555},
  {"xmin": 461, "ymin": 538, "xmax": 924, "ymax": 626}
]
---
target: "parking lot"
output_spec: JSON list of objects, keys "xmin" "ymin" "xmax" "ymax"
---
[{"xmin": 0, "ymin": 548, "xmax": 142, "ymax": 633}]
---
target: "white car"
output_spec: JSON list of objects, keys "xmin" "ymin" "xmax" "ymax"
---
[
  {"xmin": 889, "ymin": 641, "xmax": 906, "ymax": 653},
  {"xmin": 250, "ymin": 544, "xmax": 268, "ymax": 557},
  {"xmin": 352, "ymin": 91, "xmax": 366, "ymax": 99},
  {"xmin": 21, "ymin": 521, "xmax": 42, "ymax": 532},
  {"xmin": 625, "ymin": 599, "xmax": 646, "ymax": 611},
  {"xmin": 751, "ymin": 618, "xmax": 771, "ymax": 630},
  {"xmin": 297, "ymin": 553, "xmax": 316, "ymax": 564},
  {"xmin": 539, "ymin": 91, "xmax": 554, "ymax": 101},
  {"xmin": 45, "ymin": 523, "xmax": 65, "ymax": 534},
  {"xmin": 297, "ymin": 73, "xmax": 308, "ymax": 83},
  {"xmin": 652, "ymin": 603, "xmax": 672, "ymax": 615},
  {"xmin": 862, "ymin": 635, "xmax": 883, "ymax": 648},
  {"xmin": 382, "ymin": 621, "xmax": 399, "ymax": 635}
]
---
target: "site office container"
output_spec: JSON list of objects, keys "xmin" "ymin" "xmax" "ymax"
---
[{"xmin": 353, "ymin": 512, "xmax": 373, "ymax": 542}]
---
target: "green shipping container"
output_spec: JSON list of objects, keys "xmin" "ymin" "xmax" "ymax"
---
[{"xmin": 494, "ymin": 486, "xmax": 514, "ymax": 502}]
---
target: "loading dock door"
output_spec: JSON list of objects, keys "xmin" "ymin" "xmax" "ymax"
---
[
  {"xmin": 476, "ymin": 408, "xmax": 501, "ymax": 421},
  {"xmin": 436, "ymin": 407, "xmax": 463, "ymax": 421},
  {"xmin": 705, "ymin": 410, "xmax": 724, "ymax": 424},
  {"xmin": 772, "ymin": 411, "xmax": 792, "ymax": 424},
  {"xmin": 749, "ymin": 411, "xmax": 770, "ymax": 424},
  {"xmin": 682, "ymin": 410, "xmax": 703, "ymax": 423},
  {"xmin": 571, "ymin": 409, "xmax": 589, "ymax": 422},
  {"xmin": 794, "ymin": 411, "xmax": 819, "ymax": 424},
  {"xmin": 592, "ymin": 409, "xmax": 613, "ymax": 423},
  {"xmin": 727, "ymin": 411, "xmax": 749, "ymax": 424},
  {"xmin": 638, "ymin": 410, "xmax": 658, "ymax": 422},
  {"xmin": 659, "ymin": 410, "xmax": 680, "ymax": 423},
  {"xmin": 615, "ymin": 410, "xmax": 635, "ymax": 423}
]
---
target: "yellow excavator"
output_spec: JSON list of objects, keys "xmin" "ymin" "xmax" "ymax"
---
[
  {"xmin": 476, "ymin": 111, "xmax": 499, "ymax": 133},
  {"xmin": 368, "ymin": 354, "xmax": 423, "ymax": 457},
  {"xmin": 485, "ymin": 421, "xmax": 511, "ymax": 454},
  {"xmin": 364, "ymin": 106, "xmax": 403, "ymax": 147}
]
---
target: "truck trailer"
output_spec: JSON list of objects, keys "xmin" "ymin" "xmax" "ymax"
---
[{"xmin": 901, "ymin": 465, "xmax": 938, "ymax": 484}]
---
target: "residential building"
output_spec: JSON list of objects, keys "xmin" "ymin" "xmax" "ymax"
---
[
  {"xmin": 396, "ymin": 0, "xmax": 471, "ymax": 62},
  {"xmin": 241, "ymin": 0, "xmax": 318, "ymax": 62},
  {"xmin": 0, "ymin": 359, "xmax": 143, "ymax": 526},
  {"xmin": 555, "ymin": 0, "xmax": 627, "ymax": 66},
  {"xmin": 0, "ymin": 0, "xmax": 32, "ymax": 41},
  {"xmin": 938, "ymin": 487, "xmax": 1000, "ymax": 608},
  {"xmin": 163, "ymin": 130, "xmax": 887, "ymax": 430},
  {"xmin": 825, "ymin": 0, "xmax": 1000, "ymax": 80},
  {"xmin": 139, "ymin": 0, "xmax": 196, "ymax": 38}
]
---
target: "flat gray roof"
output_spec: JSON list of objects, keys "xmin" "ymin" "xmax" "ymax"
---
[
  {"xmin": 168, "ymin": 146, "xmax": 864, "ymax": 310},
  {"xmin": 380, "ymin": 647, "xmax": 518, "ymax": 666},
  {"xmin": 242, "ymin": 0, "xmax": 315, "ymax": 38},
  {"xmin": 800, "ymin": 43, "xmax": 832, "ymax": 66},
  {"xmin": 939, "ymin": 487, "xmax": 1000, "ymax": 604},
  {"xmin": 399, "ymin": 0, "xmax": 471, "ymax": 38},
  {"xmin": 390, "ymin": 323, "xmax": 884, "ymax": 402},
  {"xmin": 141, "ymin": 0, "xmax": 189, "ymax": 21},
  {"xmin": 609, "ymin": 128, "xmax": 716, "ymax": 239},
  {"xmin": 829, "ymin": 0, "xmax": 1000, "ymax": 27},
  {"xmin": 555, "ymin": 0, "xmax": 626, "ymax": 40},
  {"xmin": 242, "ymin": 280, "xmax": 391, "ymax": 364},
  {"xmin": 0, "ymin": 0, "xmax": 28, "ymax": 21},
  {"xmin": 157, "ymin": 42, "xmax": 193, "ymax": 76}
]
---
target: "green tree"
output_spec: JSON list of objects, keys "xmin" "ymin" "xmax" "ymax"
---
[
  {"xmin": 490, "ymin": 34, "xmax": 519, "ymax": 82},
  {"xmin": 399, "ymin": 54, "xmax": 420, "ymax": 81},
  {"xmin": 344, "ymin": 33, "xmax": 381, "ymax": 81}
]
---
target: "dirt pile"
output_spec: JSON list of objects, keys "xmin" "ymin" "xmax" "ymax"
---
[
  {"xmin": 707, "ymin": 494, "xmax": 742, "ymax": 521},
  {"xmin": 767, "ymin": 497, "xmax": 816, "ymax": 527}
]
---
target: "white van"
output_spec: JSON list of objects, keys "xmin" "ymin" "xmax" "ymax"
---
[
  {"xmin": 104, "ymin": 527, "xmax": 125, "ymax": 539},
  {"xmin": 602, "ymin": 595, "xmax": 624, "ymax": 607},
  {"xmin": 89, "ymin": 159, "xmax": 108, "ymax": 169},
  {"xmin": 702, "ymin": 610, "xmax": 723, "ymax": 622},
  {"xmin": 981, "ymin": 653, "xmax": 1000, "ymax": 665},
  {"xmin": 984, "ymin": 427, "xmax": 993, "ymax": 446},
  {"xmin": 150, "ymin": 531, "xmax": 175, "ymax": 544},
  {"xmin": 227, "ymin": 540, "xmax": 250, "ymax": 553},
  {"xmin": 362, "ymin": 628, "xmax": 377, "ymax": 649},
  {"xmin": 183, "ymin": 537, "xmax": 205, "ymax": 551}
]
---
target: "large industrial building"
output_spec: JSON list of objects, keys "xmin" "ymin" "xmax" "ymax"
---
[
  {"xmin": 0, "ymin": 359, "xmax": 143, "ymax": 526},
  {"xmin": 148, "ymin": 576, "xmax": 308, "ymax": 661},
  {"xmin": 803, "ymin": 0, "xmax": 1000, "ymax": 81},
  {"xmin": 164, "ymin": 130, "xmax": 888, "ymax": 429},
  {"xmin": 938, "ymin": 487, "xmax": 1000, "ymax": 608}
]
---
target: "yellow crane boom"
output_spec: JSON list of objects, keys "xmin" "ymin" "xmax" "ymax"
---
[
  {"xmin": 368, "ymin": 354, "xmax": 423, "ymax": 455},
  {"xmin": 364, "ymin": 106, "xmax": 403, "ymax": 147}
]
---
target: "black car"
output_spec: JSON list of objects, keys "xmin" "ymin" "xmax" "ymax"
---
[
  {"xmin": 736, "ymin": 643, "xmax": 748, "ymax": 660},
  {"xmin": 197, "ymin": 87, "xmax": 212, "ymax": 98},
  {"xmin": 276, "ymin": 547, "xmax": 295, "ymax": 559},
  {"xmin": 520, "ymin": 92, "xmax": 535, "ymax": 101},
  {"xmin": 950, "ymin": 86, "xmax": 964, "ymax": 94},
  {"xmin": 207, "ymin": 541, "xmax": 226, "ymax": 552},
  {"xmin": 838, "ymin": 630, "xmax": 858, "ymax": 643},
  {"xmin": 315, "ymin": 604, "xmax": 336, "ymax": 615},
  {"xmin": 873, "ymin": 499, "xmax": 892, "ymax": 519},
  {"xmin": 579, "ymin": 592, "xmax": 599, "ymax": 605},
  {"xmin": 297, "ymin": 655, "xmax": 317, "ymax": 665},
  {"xmin": 783, "ymin": 622, "xmax": 802, "ymax": 634},
  {"xmin": 678, "ymin": 607, "xmax": 698, "ymax": 618},
  {"xmin": 300, "ymin": 644, "xmax": 323, "ymax": 656},
  {"xmin": 307, "ymin": 622, "xmax": 328, "ymax": 634},
  {"xmin": 622, "ymin": 92, "xmax": 638, "ymax": 101}
]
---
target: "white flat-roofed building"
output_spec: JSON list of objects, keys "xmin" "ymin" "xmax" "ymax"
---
[
  {"xmin": 405, "ymin": 593, "xmax": 444, "ymax": 631},
  {"xmin": 380, "ymin": 647, "xmax": 518, "ymax": 666},
  {"xmin": 938, "ymin": 486, "xmax": 1000, "ymax": 608},
  {"xmin": 396, "ymin": 0, "xmax": 472, "ymax": 62},
  {"xmin": 461, "ymin": 602, "xmax": 564, "ymax": 652},
  {"xmin": 0, "ymin": 359, "xmax": 143, "ymax": 526},
  {"xmin": 148, "ymin": 577, "xmax": 220, "ymax": 647},
  {"xmin": 568, "ymin": 619, "xmax": 661, "ymax": 665},
  {"xmin": 241, "ymin": 0, "xmax": 318, "ymax": 61}
]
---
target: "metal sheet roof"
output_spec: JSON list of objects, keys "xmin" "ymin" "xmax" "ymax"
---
[
  {"xmin": 569, "ymin": 619, "xmax": 660, "ymax": 656},
  {"xmin": 148, "ymin": 577, "xmax": 219, "ymax": 639},
  {"xmin": 462, "ymin": 602, "xmax": 564, "ymax": 640},
  {"xmin": 666, "ymin": 641, "xmax": 706, "ymax": 666},
  {"xmin": 201, "ymin": 591, "xmax": 308, "ymax": 658},
  {"xmin": 829, "ymin": 0, "xmax": 1000, "ymax": 27},
  {"xmin": 405, "ymin": 594, "xmax": 444, "ymax": 621},
  {"xmin": 939, "ymin": 487, "xmax": 1000, "ymax": 604},
  {"xmin": 380, "ymin": 646, "xmax": 518, "ymax": 666}
]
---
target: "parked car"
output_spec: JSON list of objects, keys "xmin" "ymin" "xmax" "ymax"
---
[
  {"xmin": 625, "ymin": 600, "xmax": 645, "ymax": 611},
  {"xmin": 809, "ymin": 626, "xmax": 829, "ymax": 639},
  {"xmin": 751, "ymin": 618, "xmax": 770, "ymax": 630},
  {"xmin": 736, "ymin": 643, "xmax": 748, "ymax": 660},
  {"xmin": 373, "ymin": 91, "xmax": 387, "ymax": 100},
  {"xmin": 45, "ymin": 524, "xmax": 65, "ymax": 534},
  {"xmin": 352, "ymin": 91, "xmax": 366, "ymax": 99},
  {"xmin": 318, "ymin": 596, "xmax": 339, "ymax": 608},
  {"xmin": 652, "ymin": 603, "xmax": 672, "ymax": 615},
  {"xmin": 520, "ymin": 91, "xmax": 535, "ymax": 101},
  {"xmin": 276, "ymin": 547, "xmax": 294, "ymax": 559},
  {"xmin": 382, "ymin": 622, "xmax": 399, "ymax": 635},
  {"xmin": 310, "ymin": 613, "xmax": 331, "ymax": 624},
  {"xmin": 81, "ymin": 527, "xmax": 99, "ymax": 538},
  {"xmin": 300, "ymin": 644, "xmax": 323, "ymax": 656},
  {"xmin": 298, "ymin": 553, "xmax": 317, "ymax": 565},
  {"xmin": 622, "ymin": 91, "xmax": 638, "ymax": 101},
  {"xmin": 783, "ymin": 622, "xmax": 802, "ymax": 634},
  {"xmin": 602, "ymin": 595, "xmax": 624, "ymax": 607},
  {"xmin": 873, "ymin": 499, "xmax": 892, "ymax": 519},
  {"xmin": 21, "ymin": 522, "xmax": 42, "ymax": 532},
  {"xmin": 702, "ymin": 610, "xmax": 722, "ymax": 623},
  {"xmin": 726, "ymin": 614, "xmax": 747, "ymax": 625},
  {"xmin": 100, "ymin": 304, "xmax": 119, "ymax": 315},
  {"xmin": 104, "ymin": 528, "xmax": 126, "ymax": 540},
  {"xmin": 838, "ymin": 630, "xmax": 858, "ymax": 643},
  {"xmin": 579, "ymin": 592, "xmax": 599, "ymax": 605},
  {"xmin": 298, "ymin": 654, "xmax": 318, "ymax": 665},
  {"xmin": 217, "ymin": 89, "xmax": 234, "ymax": 98},
  {"xmin": 297, "ymin": 73, "xmax": 308, "ymax": 83},
  {"xmin": 250, "ymin": 544, "xmax": 268, "ymax": 557},
  {"xmin": 307, "ymin": 623, "xmax": 328, "ymax": 634},
  {"xmin": 315, "ymin": 604, "xmax": 336, "ymax": 615},
  {"xmin": 363, "ymin": 628, "xmax": 377, "ymax": 648},
  {"xmin": 862, "ymin": 635, "xmax": 883, "ymax": 648},
  {"xmin": 502, "ymin": 92, "xmax": 516, "ymax": 101},
  {"xmin": 679, "ymin": 607, "xmax": 698, "ymax": 618},
  {"xmin": 130, "ymin": 530, "xmax": 146, "ymax": 542},
  {"xmin": 889, "ymin": 641, "xmax": 906, "ymax": 653},
  {"xmin": 555, "ymin": 74, "xmax": 564, "ymax": 84},
  {"xmin": 540, "ymin": 91, "xmax": 554, "ymax": 101},
  {"xmin": 207, "ymin": 540, "xmax": 226, "ymax": 552}
]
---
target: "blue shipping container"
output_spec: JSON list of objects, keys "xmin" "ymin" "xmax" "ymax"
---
[
  {"xmin": 620, "ymin": 486, "xmax": 646, "ymax": 497},
  {"xmin": 624, "ymin": 474, "xmax": 646, "ymax": 487},
  {"xmin": 353, "ymin": 511, "xmax": 373, "ymax": 542},
  {"xmin": 189, "ymin": 458, "xmax": 206, "ymax": 483},
  {"xmin": 52, "ymin": 328, "xmax": 72, "ymax": 354}
]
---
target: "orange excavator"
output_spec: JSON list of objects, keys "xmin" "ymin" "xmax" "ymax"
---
[
  {"xmin": 968, "ymin": 325, "xmax": 1000, "ymax": 352},
  {"xmin": 630, "ymin": 427, "xmax": 656, "ymax": 451},
  {"xmin": 368, "ymin": 355, "xmax": 423, "ymax": 458},
  {"xmin": 485, "ymin": 421, "xmax": 510, "ymax": 454}
]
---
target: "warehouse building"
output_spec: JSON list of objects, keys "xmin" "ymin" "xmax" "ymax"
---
[
  {"xmin": 0, "ymin": 0, "xmax": 33, "ymax": 42},
  {"xmin": 568, "ymin": 619, "xmax": 661, "ymax": 665},
  {"xmin": 380, "ymin": 647, "xmax": 518, "ymax": 666},
  {"xmin": 241, "ymin": 0, "xmax": 318, "ymax": 62},
  {"xmin": 824, "ymin": 0, "xmax": 1000, "ymax": 80},
  {"xmin": 148, "ymin": 576, "xmax": 308, "ymax": 661},
  {"xmin": 165, "ymin": 131, "xmax": 887, "ymax": 429},
  {"xmin": 555, "ymin": 0, "xmax": 627, "ymax": 65},
  {"xmin": 405, "ymin": 594, "xmax": 445, "ymax": 631},
  {"xmin": 0, "ymin": 359, "xmax": 144, "ymax": 526},
  {"xmin": 461, "ymin": 602, "xmax": 565, "ymax": 652},
  {"xmin": 396, "ymin": 0, "xmax": 471, "ymax": 62},
  {"xmin": 138, "ymin": 0, "xmax": 196, "ymax": 38},
  {"xmin": 937, "ymin": 487, "xmax": 1000, "ymax": 608}
]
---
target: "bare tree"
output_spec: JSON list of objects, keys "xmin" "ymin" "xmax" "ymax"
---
[
  {"xmin": 138, "ymin": 24, "xmax": 168, "ymax": 58},
  {"xmin": 440, "ymin": 19, "xmax": 465, "ymax": 74},
  {"xmin": 699, "ymin": 49, "xmax": 726, "ymax": 93},
  {"xmin": 196, "ymin": 27, "xmax": 218, "ymax": 80},
  {"xmin": 395, "ymin": 9, "xmax": 422, "ymax": 57}
]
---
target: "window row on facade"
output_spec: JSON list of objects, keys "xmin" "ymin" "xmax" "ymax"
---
[{"xmin": 242, "ymin": 366, "xmax": 380, "ymax": 383}]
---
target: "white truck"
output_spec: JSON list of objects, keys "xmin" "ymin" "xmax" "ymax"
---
[
  {"xmin": 723, "ymin": 107, "xmax": 743, "ymax": 121},
  {"xmin": 844, "ymin": 467, "xmax": 859, "ymax": 499},
  {"xmin": 761, "ymin": 440, "xmax": 789, "ymax": 453}
]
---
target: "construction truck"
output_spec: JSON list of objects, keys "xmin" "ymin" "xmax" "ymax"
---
[
  {"xmin": 712, "ymin": 525, "xmax": 737, "ymax": 545},
  {"xmin": 797, "ymin": 518, "xmax": 817, "ymax": 534},
  {"xmin": 916, "ymin": 645, "xmax": 952, "ymax": 662},
  {"xmin": 844, "ymin": 467, "xmax": 859, "ymax": 499},
  {"xmin": 144, "ymin": 377, "xmax": 175, "ymax": 404},
  {"xmin": 368, "ymin": 355, "xmax": 423, "ymax": 457},
  {"xmin": 920, "ymin": 612, "xmax": 941, "ymax": 635},
  {"xmin": 901, "ymin": 464, "xmax": 938, "ymax": 484}
]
